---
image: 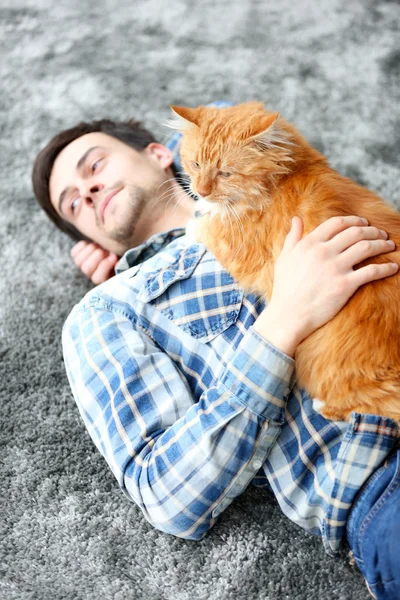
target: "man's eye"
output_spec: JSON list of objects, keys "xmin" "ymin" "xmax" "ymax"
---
[
  {"xmin": 92, "ymin": 158, "xmax": 102, "ymax": 172},
  {"xmin": 71, "ymin": 197, "xmax": 80, "ymax": 212}
]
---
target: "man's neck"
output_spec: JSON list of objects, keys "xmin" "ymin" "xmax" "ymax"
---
[
  {"xmin": 160, "ymin": 180, "xmax": 196, "ymax": 231},
  {"xmin": 126, "ymin": 180, "xmax": 196, "ymax": 254}
]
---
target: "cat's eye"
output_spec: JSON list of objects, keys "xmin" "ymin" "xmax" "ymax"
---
[
  {"xmin": 218, "ymin": 171, "xmax": 231, "ymax": 178},
  {"xmin": 192, "ymin": 161, "xmax": 200, "ymax": 170}
]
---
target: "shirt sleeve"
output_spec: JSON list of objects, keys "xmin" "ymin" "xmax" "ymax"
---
[{"xmin": 62, "ymin": 302, "xmax": 295, "ymax": 540}]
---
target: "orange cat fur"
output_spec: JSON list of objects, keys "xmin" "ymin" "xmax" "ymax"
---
[{"xmin": 169, "ymin": 102, "xmax": 400, "ymax": 423}]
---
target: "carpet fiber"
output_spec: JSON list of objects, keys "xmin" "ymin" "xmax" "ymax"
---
[{"xmin": 1, "ymin": 1, "xmax": 399, "ymax": 598}]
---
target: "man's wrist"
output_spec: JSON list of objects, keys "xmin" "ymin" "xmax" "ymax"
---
[{"xmin": 252, "ymin": 305, "xmax": 305, "ymax": 358}]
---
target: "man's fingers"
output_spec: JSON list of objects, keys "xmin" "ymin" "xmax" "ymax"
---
[
  {"xmin": 341, "ymin": 238, "xmax": 395, "ymax": 269},
  {"xmin": 70, "ymin": 240, "xmax": 90, "ymax": 258},
  {"xmin": 351, "ymin": 261, "xmax": 399, "ymax": 288},
  {"xmin": 72, "ymin": 243, "xmax": 105, "ymax": 268},
  {"xmin": 90, "ymin": 255, "xmax": 119, "ymax": 285},
  {"xmin": 329, "ymin": 225, "xmax": 389, "ymax": 254},
  {"xmin": 282, "ymin": 216, "xmax": 304, "ymax": 252},
  {"xmin": 80, "ymin": 248, "xmax": 109, "ymax": 278},
  {"xmin": 69, "ymin": 241, "xmax": 119, "ymax": 283},
  {"xmin": 308, "ymin": 216, "xmax": 369, "ymax": 243},
  {"xmin": 71, "ymin": 242, "xmax": 95, "ymax": 266}
]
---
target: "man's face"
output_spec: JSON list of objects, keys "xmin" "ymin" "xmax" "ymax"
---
[{"xmin": 49, "ymin": 132, "xmax": 175, "ymax": 254}]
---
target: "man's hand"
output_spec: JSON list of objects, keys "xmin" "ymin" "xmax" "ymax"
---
[
  {"xmin": 70, "ymin": 241, "xmax": 119, "ymax": 285},
  {"xmin": 253, "ymin": 216, "xmax": 398, "ymax": 357}
]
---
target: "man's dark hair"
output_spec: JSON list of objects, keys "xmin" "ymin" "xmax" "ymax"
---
[{"xmin": 32, "ymin": 118, "xmax": 174, "ymax": 242}]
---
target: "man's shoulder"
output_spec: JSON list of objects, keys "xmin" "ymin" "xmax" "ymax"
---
[
  {"xmin": 65, "ymin": 237, "xmax": 226, "ymax": 322},
  {"xmin": 63, "ymin": 237, "xmax": 265, "ymax": 352}
]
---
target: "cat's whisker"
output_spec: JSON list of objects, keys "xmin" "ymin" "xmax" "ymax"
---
[
  {"xmin": 156, "ymin": 176, "xmax": 179, "ymax": 187},
  {"xmin": 157, "ymin": 190, "xmax": 190, "ymax": 218},
  {"xmin": 155, "ymin": 177, "xmax": 193, "ymax": 206},
  {"xmin": 166, "ymin": 188, "xmax": 190, "ymax": 211},
  {"xmin": 226, "ymin": 205, "xmax": 243, "ymax": 261},
  {"xmin": 230, "ymin": 203, "xmax": 245, "ymax": 245},
  {"xmin": 153, "ymin": 187, "xmax": 175, "ymax": 203},
  {"xmin": 224, "ymin": 204, "xmax": 235, "ymax": 254},
  {"xmin": 227, "ymin": 202, "xmax": 247, "ymax": 262},
  {"xmin": 153, "ymin": 184, "xmax": 184, "ymax": 208},
  {"xmin": 155, "ymin": 177, "xmax": 183, "ymax": 195},
  {"xmin": 154, "ymin": 175, "xmax": 190, "ymax": 198},
  {"xmin": 152, "ymin": 187, "xmax": 186, "ymax": 213}
]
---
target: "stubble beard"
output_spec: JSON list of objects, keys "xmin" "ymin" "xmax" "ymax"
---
[
  {"xmin": 97, "ymin": 174, "xmax": 174, "ymax": 248},
  {"xmin": 98, "ymin": 183, "xmax": 149, "ymax": 246},
  {"xmin": 109, "ymin": 186, "xmax": 151, "ymax": 245}
]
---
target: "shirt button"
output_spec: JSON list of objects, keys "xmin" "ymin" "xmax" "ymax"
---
[{"xmin": 252, "ymin": 459, "xmax": 263, "ymax": 471}]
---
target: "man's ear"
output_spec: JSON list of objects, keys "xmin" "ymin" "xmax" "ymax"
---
[{"xmin": 145, "ymin": 143, "xmax": 174, "ymax": 170}]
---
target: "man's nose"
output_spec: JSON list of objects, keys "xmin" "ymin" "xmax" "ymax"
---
[{"xmin": 82, "ymin": 183, "xmax": 104, "ymax": 206}]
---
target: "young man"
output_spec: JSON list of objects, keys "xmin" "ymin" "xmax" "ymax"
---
[{"xmin": 32, "ymin": 113, "xmax": 400, "ymax": 600}]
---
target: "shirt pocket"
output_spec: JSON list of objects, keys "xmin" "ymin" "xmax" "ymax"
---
[{"xmin": 137, "ymin": 244, "xmax": 244, "ymax": 343}]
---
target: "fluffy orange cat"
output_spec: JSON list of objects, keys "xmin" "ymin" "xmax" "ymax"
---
[{"xmin": 169, "ymin": 102, "xmax": 400, "ymax": 423}]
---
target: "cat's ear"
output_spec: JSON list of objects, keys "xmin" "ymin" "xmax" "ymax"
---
[
  {"xmin": 249, "ymin": 113, "xmax": 281, "ymax": 149},
  {"xmin": 166, "ymin": 106, "xmax": 202, "ymax": 131}
]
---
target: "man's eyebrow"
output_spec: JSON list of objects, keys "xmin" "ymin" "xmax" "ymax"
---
[
  {"xmin": 58, "ymin": 146, "xmax": 104, "ymax": 215},
  {"xmin": 76, "ymin": 145, "xmax": 103, "ymax": 171}
]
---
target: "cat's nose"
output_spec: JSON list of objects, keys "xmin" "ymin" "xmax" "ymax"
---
[{"xmin": 197, "ymin": 186, "xmax": 211, "ymax": 197}]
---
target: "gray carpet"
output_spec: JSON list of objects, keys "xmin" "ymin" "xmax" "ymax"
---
[{"xmin": 1, "ymin": 1, "xmax": 399, "ymax": 598}]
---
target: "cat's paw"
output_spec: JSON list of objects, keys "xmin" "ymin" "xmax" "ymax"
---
[
  {"xmin": 312, "ymin": 398, "xmax": 326, "ymax": 414},
  {"xmin": 185, "ymin": 218, "xmax": 199, "ymax": 244}
]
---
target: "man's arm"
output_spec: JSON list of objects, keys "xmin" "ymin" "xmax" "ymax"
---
[
  {"xmin": 63, "ymin": 301, "xmax": 294, "ymax": 540},
  {"xmin": 62, "ymin": 216, "xmax": 396, "ymax": 539}
]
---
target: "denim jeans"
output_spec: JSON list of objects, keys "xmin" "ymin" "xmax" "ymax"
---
[{"xmin": 346, "ymin": 448, "xmax": 400, "ymax": 599}]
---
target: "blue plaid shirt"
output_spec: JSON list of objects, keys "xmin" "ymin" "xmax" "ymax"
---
[{"xmin": 62, "ymin": 104, "xmax": 399, "ymax": 556}]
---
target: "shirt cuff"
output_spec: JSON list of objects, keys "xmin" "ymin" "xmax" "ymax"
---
[{"xmin": 220, "ymin": 326, "xmax": 296, "ymax": 423}]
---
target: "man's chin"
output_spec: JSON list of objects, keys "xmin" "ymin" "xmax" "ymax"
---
[
  {"xmin": 103, "ymin": 188, "xmax": 147, "ymax": 247},
  {"xmin": 104, "ymin": 220, "xmax": 137, "ymax": 247}
]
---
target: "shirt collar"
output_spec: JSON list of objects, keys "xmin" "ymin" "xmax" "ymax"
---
[{"xmin": 115, "ymin": 227, "xmax": 187, "ymax": 274}]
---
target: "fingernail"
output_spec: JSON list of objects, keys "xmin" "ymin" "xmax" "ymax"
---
[{"xmin": 362, "ymin": 218, "xmax": 369, "ymax": 224}]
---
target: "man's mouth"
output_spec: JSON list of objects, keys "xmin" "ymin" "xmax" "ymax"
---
[{"xmin": 100, "ymin": 188, "xmax": 122, "ymax": 223}]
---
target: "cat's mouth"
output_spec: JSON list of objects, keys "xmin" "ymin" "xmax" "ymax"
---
[
  {"xmin": 196, "ymin": 197, "xmax": 222, "ymax": 216},
  {"xmin": 195, "ymin": 196, "xmax": 242, "ymax": 218}
]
